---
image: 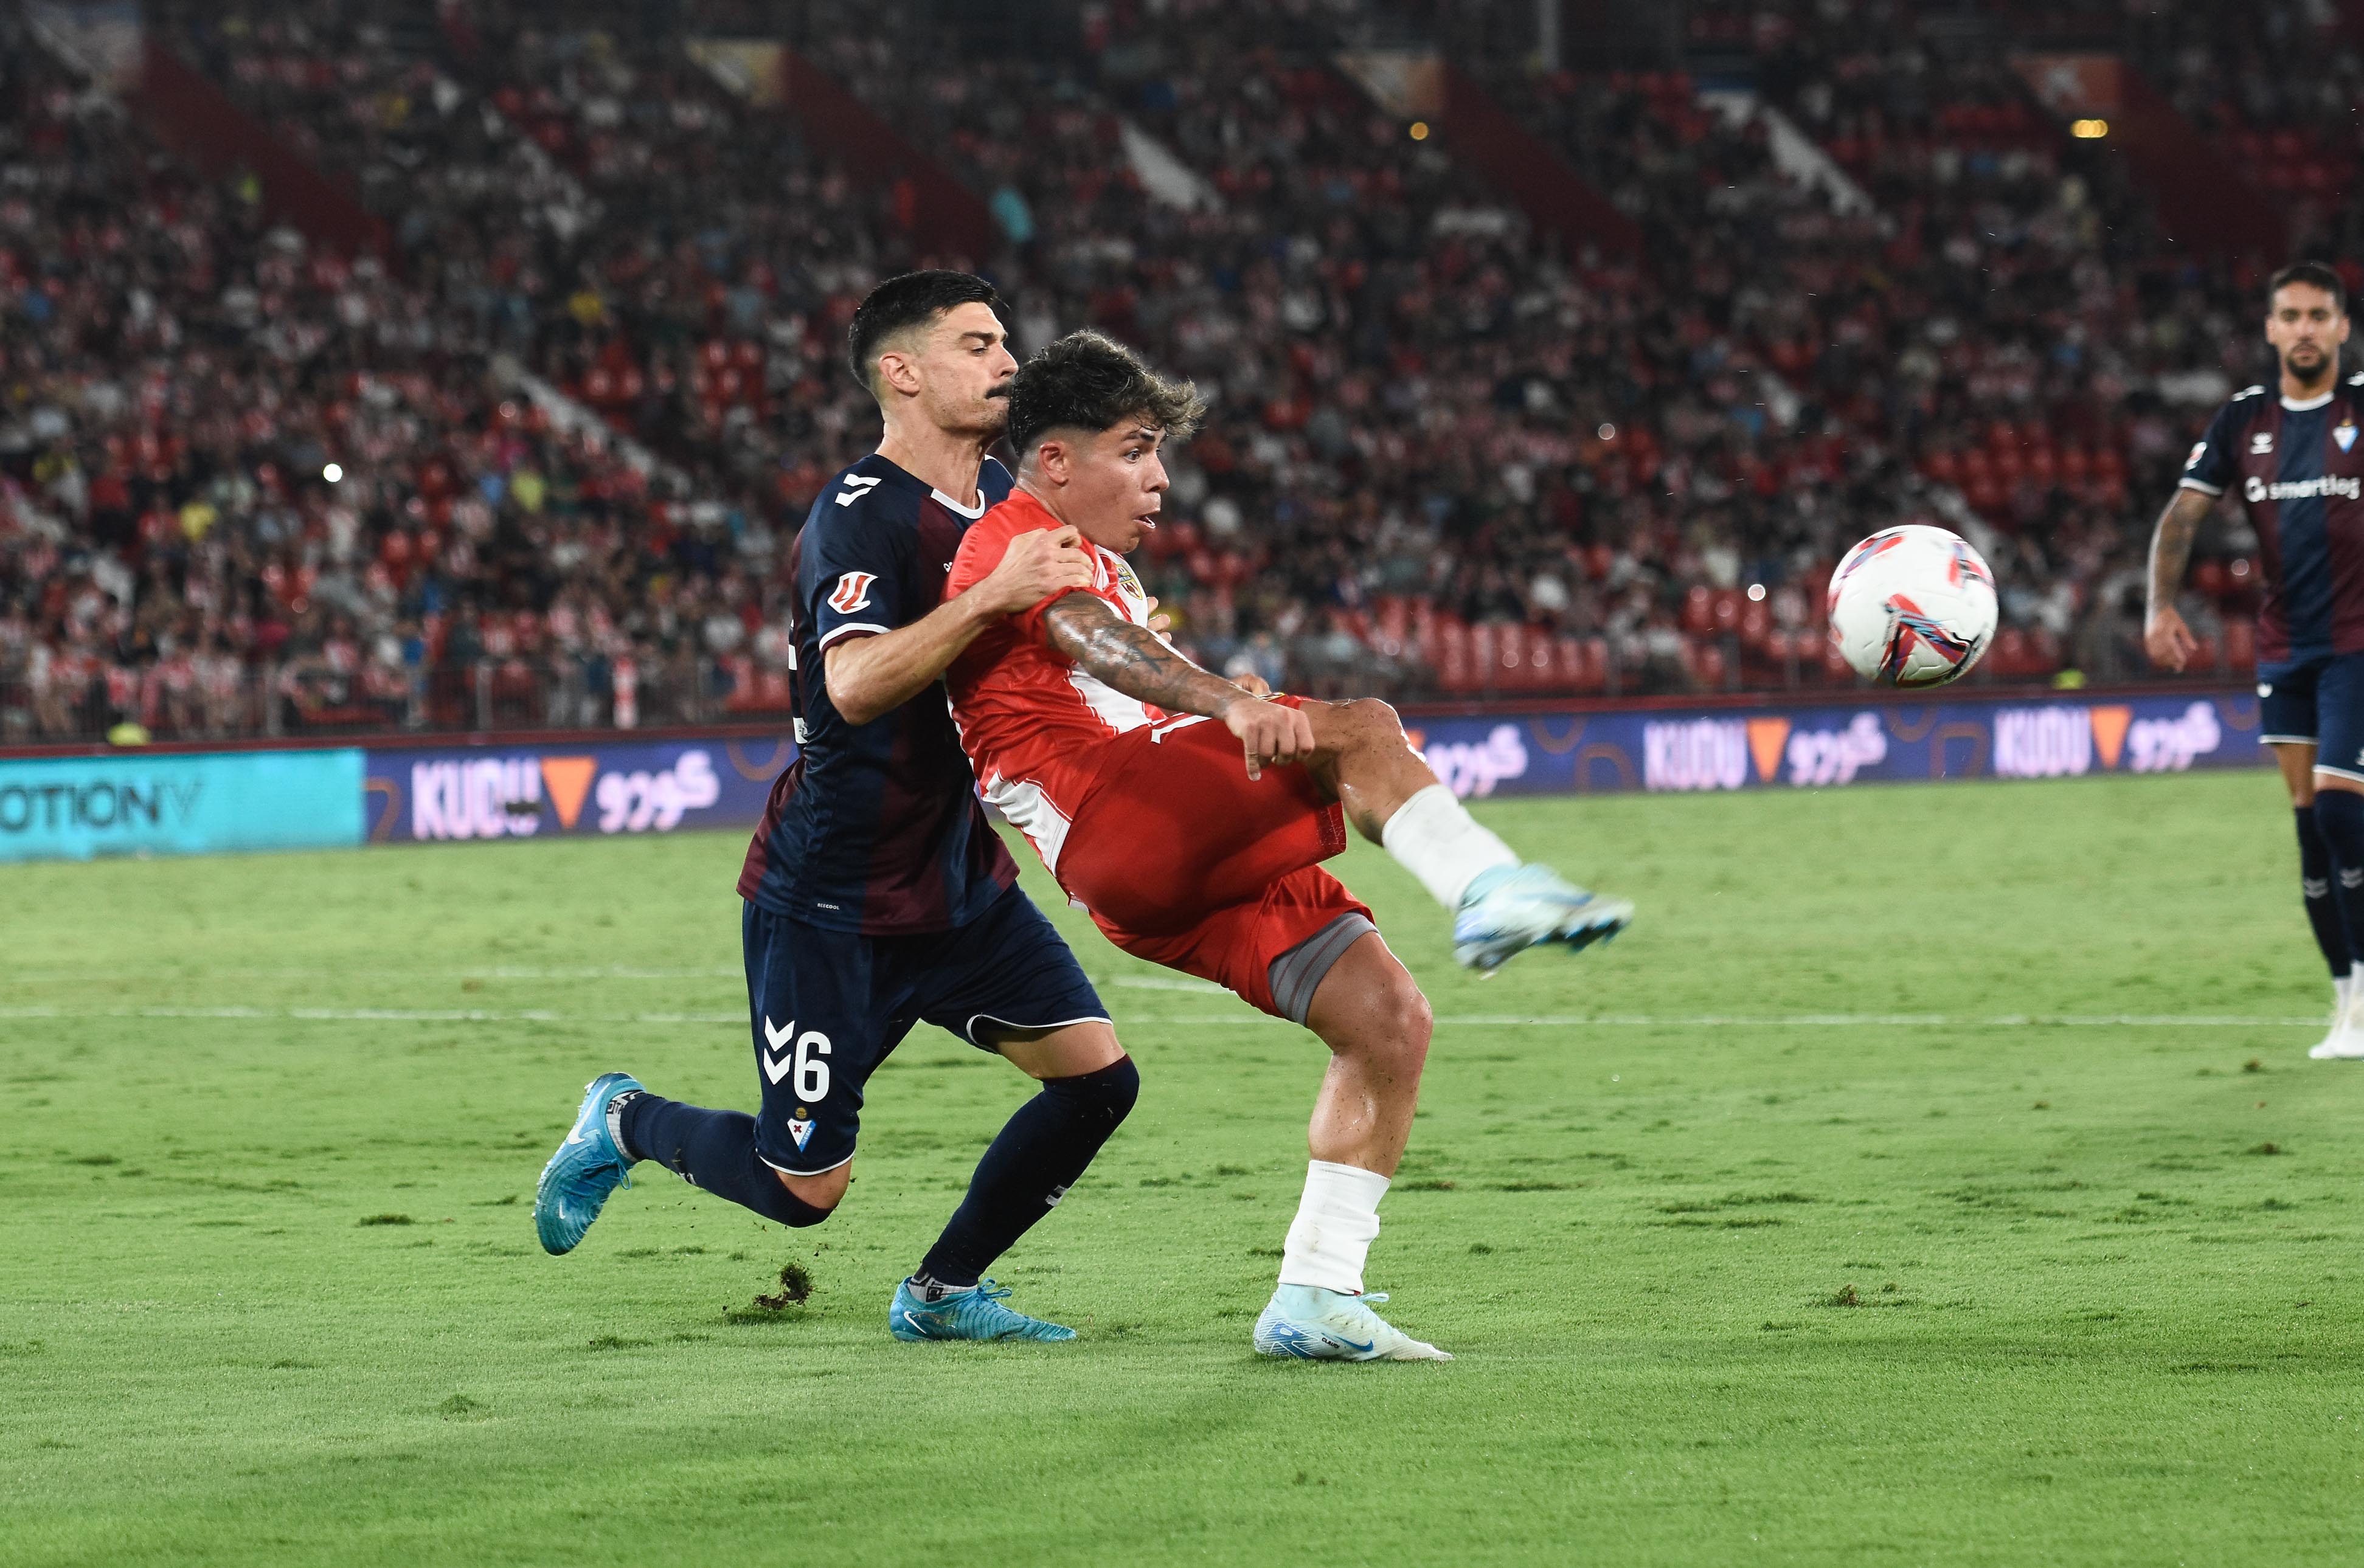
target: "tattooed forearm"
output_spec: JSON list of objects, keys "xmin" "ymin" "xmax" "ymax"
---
[
  {"xmin": 2146, "ymin": 487, "xmax": 2213, "ymax": 618},
  {"xmin": 1042, "ymin": 593, "xmax": 1246, "ymax": 719}
]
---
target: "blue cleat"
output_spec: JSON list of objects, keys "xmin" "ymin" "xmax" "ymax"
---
[
  {"xmin": 1253, "ymin": 1283, "xmax": 1452, "ymax": 1361},
  {"xmin": 533, "ymin": 1072, "xmax": 643, "ymax": 1255},
  {"xmin": 1453, "ymin": 863, "xmax": 1633, "ymax": 974},
  {"xmin": 888, "ymin": 1278, "xmax": 1076, "ymax": 1342}
]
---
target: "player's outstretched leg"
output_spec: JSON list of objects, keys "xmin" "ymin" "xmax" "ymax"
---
[
  {"xmin": 1250, "ymin": 933, "xmax": 1451, "ymax": 1362},
  {"xmin": 1304, "ymin": 699, "xmax": 1631, "ymax": 972},
  {"xmin": 535, "ymin": 1078, "xmax": 840, "ymax": 1255},
  {"xmin": 533, "ymin": 1072, "xmax": 643, "ymax": 1254},
  {"xmin": 892, "ymin": 1032, "xmax": 1137, "ymax": 1343}
]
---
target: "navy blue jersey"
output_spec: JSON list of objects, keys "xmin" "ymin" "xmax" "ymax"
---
[
  {"xmin": 737, "ymin": 454, "xmax": 1019, "ymax": 933},
  {"xmin": 2181, "ymin": 372, "xmax": 2364, "ymax": 663}
]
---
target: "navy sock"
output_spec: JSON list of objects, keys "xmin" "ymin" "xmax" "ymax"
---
[
  {"xmin": 2307, "ymin": 791, "xmax": 2364, "ymax": 978},
  {"xmin": 619, "ymin": 1094, "xmax": 833, "ymax": 1228},
  {"xmin": 2295, "ymin": 806, "xmax": 2354, "ymax": 979},
  {"xmin": 915, "ymin": 1056, "xmax": 1139, "ymax": 1291}
]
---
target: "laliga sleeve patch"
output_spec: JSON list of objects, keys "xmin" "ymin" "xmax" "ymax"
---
[{"xmin": 829, "ymin": 571, "xmax": 878, "ymax": 613}]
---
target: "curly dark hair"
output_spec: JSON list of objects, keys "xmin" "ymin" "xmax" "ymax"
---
[
  {"xmin": 1005, "ymin": 330, "xmax": 1206, "ymax": 457},
  {"xmin": 846, "ymin": 271, "xmax": 1007, "ymax": 398}
]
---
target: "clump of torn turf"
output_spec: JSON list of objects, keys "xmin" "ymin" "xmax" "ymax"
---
[
  {"xmin": 725, "ymin": 1262, "xmax": 815, "ymax": 1323},
  {"xmin": 357, "ymin": 1214, "xmax": 414, "ymax": 1226}
]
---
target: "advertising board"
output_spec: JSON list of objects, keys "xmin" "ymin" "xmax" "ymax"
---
[
  {"xmin": 362, "ymin": 736, "xmax": 792, "ymax": 843},
  {"xmin": 0, "ymin": 692, "xmax": 2266, "ymax": 865},
  {"xmin": 1403, "ymin": 691, "xmax": 2263, "ymax": 799},
  {"xmin": 0, "ymin": 748, "xmax": 364, "ymax": 862}
]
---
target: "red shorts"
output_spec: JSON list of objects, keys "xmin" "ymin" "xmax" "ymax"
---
[{"xmin": 1056, "ymin": 702, "xmax": 1371, "ymax": 1017}]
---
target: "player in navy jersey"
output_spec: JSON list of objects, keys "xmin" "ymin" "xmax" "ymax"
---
[
  {"xmin": 533, "ymin": 272, "xmax": 1142, "ymax": 1341},
  {"xmin": 2146, "ymin": 261, "xmax": 2364, "ymax": 1060}
]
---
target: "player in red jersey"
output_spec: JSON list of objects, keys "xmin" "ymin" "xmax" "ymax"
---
[{"xmin": 943, "ymin": 331, "xmax": 1635, "ymax": 1361}]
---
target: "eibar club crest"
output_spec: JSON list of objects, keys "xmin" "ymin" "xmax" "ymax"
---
[
  {"xmin": 828, "ymin": 570, "xmax": 878, "ymax": 613},
  {"xmin": 788, "ymin": 1108, "xmax": 816, "ymax": 1151},
  {"xmin": 2338, "ymin": 420, "xmax": 2358, "ymax": 454}
]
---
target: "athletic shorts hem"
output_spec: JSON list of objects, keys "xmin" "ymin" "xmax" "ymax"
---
[
  {"xmin": 2261, "ymin": 733, "xmax": 2318, "ymax": 745},
  {"xmin": 1269, "ymin": 911, "xmax": 1379, "ymax": 1026},
  {"xmin": 757, "ymin": 1148, "xmax": 856, "ymax": 1179},
  {"xmin": 2314, "ymin": 763, "xmax": 2364, "ymax": 784},
  {"xmin": 961, "ymin": 1011, "xmax": 1114, "ymax": 1048}
]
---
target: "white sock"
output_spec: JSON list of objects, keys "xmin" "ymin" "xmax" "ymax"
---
[
  {"xmin": 1278, "ymin": 1159, "xmax": 1390, "ymax": 1294},
  {"xmin": 1380, "ymin": 782, "xmax": 1520, "ymax": 910}
]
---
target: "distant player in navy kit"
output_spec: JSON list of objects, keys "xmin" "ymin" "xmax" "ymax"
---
[
  {"xmin": 535, "ymin": 272, "xmax": 1140, "ymax": 1340},
  {"xmin": 2146, "ymin": 260, "xmax": 2364, "ymax": 1060}
]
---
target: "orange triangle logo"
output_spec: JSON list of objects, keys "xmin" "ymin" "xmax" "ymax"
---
[
  {"xmin": 2088, "ymin": 706, "xmax": 2132, "ymax": 770},
  {"xmin": 541, "ymin": 757, "xmax": 598, "ymax": 829},
  {"xmin": 1745, "ymin": 717, "xmax": 1792, "ymax": 782}
]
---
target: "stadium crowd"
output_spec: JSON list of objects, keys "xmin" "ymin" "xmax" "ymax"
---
[{"xmin": 0, "ymin": 0, "xmax": 2329, "ymax": 742}]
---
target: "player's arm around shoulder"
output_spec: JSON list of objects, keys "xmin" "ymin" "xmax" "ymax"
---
[
  {"xmin": 825, "ymin": 514, "xmax": 1096, "ymax": 726},
  {"xmin": 1040, "ymin": 592, "xmax": 1312, "ymax": 779}
]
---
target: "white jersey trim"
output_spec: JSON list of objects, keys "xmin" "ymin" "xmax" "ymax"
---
[
  {"xmin": 2178, "ymin": 477, "xmax": 2225, "ymax": 497},
  {"xmin": 984, "ymin": 773, "xmax": 1076, "ymax": 876},
  {"xmin": 931, "ymin": 486, "xmax": 988, "ymax": 519},
  {"xmin": 758, "ymin": 1148, "xmax": 856, "ymax": 1178},
  {"xmin": 962, "ymin": 1010, "xmax": 1113, "ymax": 1046},
  {"xmin": 1068, "ymin": 667, "xmax": 1155, "ymax": 734},
  {"xmin": 817, "ymin": 621, "xmax": 890, "ymax": 649},
  {"xmin": 2283, "ymin": 389, "xmax": 2335, "ymax": 412}
]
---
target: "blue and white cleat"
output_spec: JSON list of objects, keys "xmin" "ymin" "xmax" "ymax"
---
[
  {"xmin": 1253, "ymin": 1283, "xmax": 1452, "ymax": 1361},
  {"xmin": 533, "ymin": 1071, "xmax": 643, "ymax": 1255},
  {"xmin": 1453, "ymin": 863, "xmax": 1632, "ymax": 973},
  {"xmin": 889, "ymin": 1278, "xmax": 1077, "ymax": 1342}
]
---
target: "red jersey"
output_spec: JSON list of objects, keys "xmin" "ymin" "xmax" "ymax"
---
[{"xmin": 943, "ymin": 489, "xmax": 1171, "ymax": 877}]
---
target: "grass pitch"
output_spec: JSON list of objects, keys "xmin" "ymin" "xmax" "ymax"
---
[{"xmin": 5, "ymin": 770, "xmax": 2359, "ymax": 1566}]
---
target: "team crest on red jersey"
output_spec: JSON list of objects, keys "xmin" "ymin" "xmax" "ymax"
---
[{"xmin": 828, "ymin": 571, "xmax": 878, "ymax": 613}]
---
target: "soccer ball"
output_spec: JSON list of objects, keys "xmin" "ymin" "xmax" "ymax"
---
[{"xmin": 1827, "ymin": 525, "xmax": 1998, "ymax": 687}]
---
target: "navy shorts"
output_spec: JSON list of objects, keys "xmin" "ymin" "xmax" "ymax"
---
[
  {"xmin": 741, "ymin": 886, "xmax": 1107, "ymax": 1176},
  {"xmin": 2259, "ymin": 651, "xmax": 2364, "ymax": 781}
]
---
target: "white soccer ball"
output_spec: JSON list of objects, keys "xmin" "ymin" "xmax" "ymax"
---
[{"xmin": 1827, "ymin": 525, "xmax": 1998, "ymax": 688}]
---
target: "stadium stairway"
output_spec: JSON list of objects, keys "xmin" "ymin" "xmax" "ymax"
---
[
  {"xmin": 2008, "ymin": 53, "xmax": 2284, "ymax": 260},
  {"xmin": 130, "ymin": 39, "xmax": 392, "ymax": 261},
  {"xmin": 688, "ymin": 43, "xmax": 997, "ymax": 263},
  {"xmin": 1433, "ymin": 63, "xmax": 1643, "ymax": 260}
]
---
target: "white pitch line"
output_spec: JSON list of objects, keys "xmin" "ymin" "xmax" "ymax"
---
[
  {"xmin": 0, "ymin": 1005, "xmax": 2321, "ymax": 1029},
  {"xmin": 0, "ymin": 1005, "xmax": 743, "ymax": 1026},
  {"xmin": 4, "ymin": 964, "xmax": 740, "ymax": 985}
]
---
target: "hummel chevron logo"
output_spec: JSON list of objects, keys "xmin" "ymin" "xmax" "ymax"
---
[
  {"xmin": 834, "ymin": 475, "xmax": 884, "ymax": 507},
  {"xmin": 762, "ymin": 1016, "xmax": 797, "ymax": 1085}
]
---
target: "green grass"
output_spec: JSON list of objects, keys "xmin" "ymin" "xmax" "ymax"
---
[{"xmin": 4, "ymin": 770, "xmax": 2359, "ymax": 1566}]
